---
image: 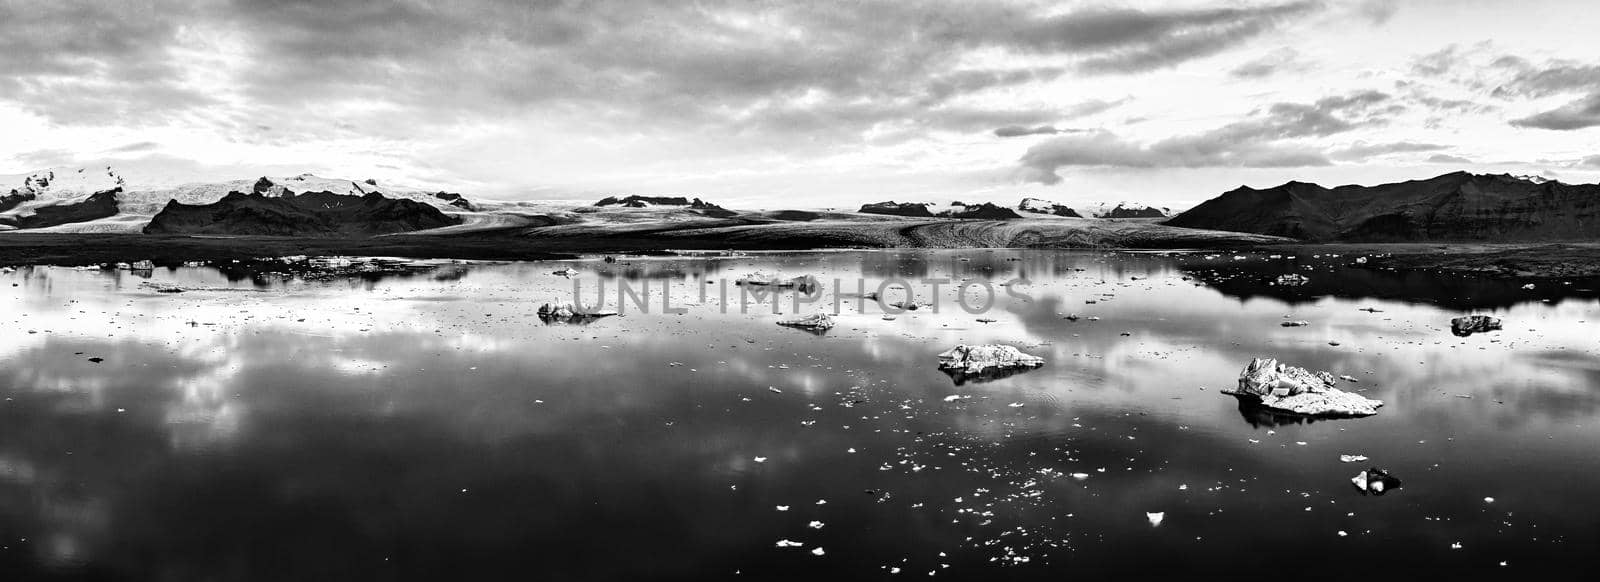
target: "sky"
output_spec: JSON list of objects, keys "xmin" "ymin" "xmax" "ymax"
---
[{"xmin": 2, "ymin": 0, "xmax": 1599, "ymax": 209}]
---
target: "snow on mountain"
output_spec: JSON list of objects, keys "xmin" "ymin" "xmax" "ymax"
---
[
  {"xmin": 1017, "ymin": 197, "xmax": 1082, "ymax": 217},
  {"xmin": 1073, "ymin": 201, "xmax": 1173, "ymax": 219},
  {"xmin": 0, "ymin": 167, "xmax": 506, "ymax": 233},
  {"xmin": 0, "ymin": 166, "xmax": 126, "ymax": 220}
]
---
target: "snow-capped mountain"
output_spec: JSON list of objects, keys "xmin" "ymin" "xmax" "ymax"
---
[
  {"xmin": 0, "ymin": 167, "xmax": 494, "ymax": 232},
  {"xmin": 1017, "ymin": 197, "xmax": 1082, "ymax": 217},
  {"xmin": 1073, "ymin": 201, "xmax": 1173, "ymax": 219}
]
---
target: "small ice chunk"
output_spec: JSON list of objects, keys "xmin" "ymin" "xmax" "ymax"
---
[
  {"xmin": 1339, "ymin": 454, "xmax": 1368, "ymax": 463},
  {"xmin": 754, "ymin": 457, "xmax": 767, "ymax": 463},
  {"xmin": 776, "ymin": 539, "xmax": 803, "ymax": 548},
  {"xmin": 1146, "ymin": 512, "xmax": 1165, "ymax": 527},
  {"xmin": 808, "ymin": 521, "xmax": 824, "ymax": 529}
]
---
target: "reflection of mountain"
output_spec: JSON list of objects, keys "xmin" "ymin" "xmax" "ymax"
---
[{"xmin": 1182, "ymin": 261, "xmax": 1600, "ymax": 310}]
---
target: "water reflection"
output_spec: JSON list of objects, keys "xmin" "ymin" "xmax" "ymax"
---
[{"xmin": 1, "ymin": 250, "xmax": 1598, "ymax": 579}]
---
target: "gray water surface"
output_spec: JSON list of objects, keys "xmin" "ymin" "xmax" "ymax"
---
[{"xmin": 1, "ymin": 250, "xmax": 1596, "ymax": 580}]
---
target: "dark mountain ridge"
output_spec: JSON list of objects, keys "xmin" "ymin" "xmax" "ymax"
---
[
  {"xmin": 0, "ymin": 188, "xmax": 121, "ymax": 229},
  {"xmin": 1100, "ymin": 204, "xmax": 1168, "ymax": 219},
  {"xmin": 1166, "ymin": 172, "xmax": 1600, "ymax": 241},
  {"xmin": 143, "ymin": 190, "xmax": 460, "ymax": 237}
]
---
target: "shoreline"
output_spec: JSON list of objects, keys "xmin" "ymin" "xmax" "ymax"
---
[{"xmin": 3, "ymin": 233, "xmax": 1599, "ymax": 280}]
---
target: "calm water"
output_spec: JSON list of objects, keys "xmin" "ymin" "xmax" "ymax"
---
[{"xmin": 1, "ymin": 250, "xmax": 1597, "ymax": 581}]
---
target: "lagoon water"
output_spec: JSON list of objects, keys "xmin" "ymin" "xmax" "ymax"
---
[{"xmin": 2, "ymin": 250, "xmax": 1598, "ymax": 580}]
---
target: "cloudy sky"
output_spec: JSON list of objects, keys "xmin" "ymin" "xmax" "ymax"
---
[{"xmin": 2, "ymin": 0, "xmax": 1598, "ymax": 208}]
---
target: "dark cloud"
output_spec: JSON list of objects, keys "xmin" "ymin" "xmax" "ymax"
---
[
  {"xmin": 1219, "ymin": 90, "xmax": 1396, "ymax": 141},
  {"xmin": 995, "ymin": 126, "xmax": 1080, "ymax": 138},
  {"xmin": 0, "ymin": 0, "xmax": 1326, "ymax": 140},
  {"xmin": 1329, "ymin": 141, "xmax": 1448, "ymax": 161},
  {"xmin": 991, "ymin": 98, "xmax": 1127, "ymax": 138},
  {"xmin": 1230, "ymin": 48, "xmax": 1304, "ymax": 78},
  {"xmin": 1426, "ymin": 154, "xmax": 1473, "ymax": 164},
  {"xmin": 1064, "ymin": 1, "xmax": 1322, "ymax": 74},
  {"xmin": 0, "ymin": 0, "xmax": 214, "ymax": 124},
  {"xmin": 108, "ymin": 142, "xmax": 161, "ymax": 154},
  {"xmin": 1411, "ymin": 94, "xmax": 1491, "ymax": 114},
  {"xmin": 1016, "ymin": 130, "xmax": 1330, "ymax": 184},
  {"xmin": 1493, "ymin": 62, "xmax": 1600, "ymax": 98},
  {"xmin": 1014, "ymin": 89, "xmax": 1398, "ymax": 183},
  {"xmin": 1510, "ymin": 92, "xmax": 1600, "ymax": 131}
]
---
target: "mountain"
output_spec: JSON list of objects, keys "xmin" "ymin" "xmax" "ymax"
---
[
  {"xmin": 1018, "ymin": 198, "xmax": 1083, "ymax": 217},
  {"xmin": 1098, "ymin": 204, "xmax": 1168, "ymax": 219},
  {"xmin": 143, "ymin": 190, "xmax": 461, "ymax": 237},
  {"xmin": 859, "ymin": 201, "xmax": 935, "ymax": 217},
  {"xmin": 942, "ymin": 202, "xmax": 1022, "ymax": 219},
  {"xmin": 433, "ymin": 192, "xmax": 475, "ymax": 211},
  {"xmin": 0, "ymin": 188, "xmax": 120, "ymax": 229},
  {"xmin": 593, "ymin": 195, "xmax": 735, "ymax": 217},
  {"xmin": 1166, "ymin": 172, "xmax": 1600, "ymax": 241},
  {"xmin": 0, "ymin": 167, "xmax": 126, "ymax": 230},
  {"xmin": 0, "ymin": 169, "xmax": 487, "ymax": 233}
]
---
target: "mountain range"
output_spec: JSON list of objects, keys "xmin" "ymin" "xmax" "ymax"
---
[
  {"xmin": 1166, "ymin": 172, "xmax": 1600, "ymax": 241},
  {"xmin": 3, "ymin": 166, "xmax": 1598, "ymax": 244}
]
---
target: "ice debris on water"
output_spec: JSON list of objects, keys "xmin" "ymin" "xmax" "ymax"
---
[
  {"xmin": 1450, "ymin": 315, "xmax": 1502, "ymax": 337},
  {"xmin": 776, "ymin": 312, "xmax": 835, "ymax": 330},
  {"xmin": 1351, "ymin": 467, "xmax": 1402, "ymax": 495},
  {"xmin": 1339, "ymin": 454, "xmax": 1368, "ymax": 463},
  {"xmin": 936, "ymin": 344, "xmax": 1044, "ymax": 374},
  {"xmin": 1146, "ymin": 512, "xmax": 1164, "ymax": 527},
  {"xmin": 1226, "ymin": 358, "xmax": 1382, "ymax": 417},
  {"xmin": 776, "ymin": 540, "xmax": 803, "ymax": 548}
]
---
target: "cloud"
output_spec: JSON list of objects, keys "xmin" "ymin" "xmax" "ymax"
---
[
  {"xmin": 991, "ymin": 98, "xmax": 1126, "ymax": 137},
  {"xmin": 1013, "ymin": 89, "xmax": 1401, "ymax": 183},
  {"xmin": 0, "ymin": 0, "xmax": 214, "ymax": 124},
  {"xmin": 1410, "ymin": 46, "xmax": 1464, "ymax": 77},
  {"xmin": 1510, "ymin": 92, "xmax": 1600, "ymax": 130},
  {"xmin": 1016, "ymin": 130, "xmax": 1330, "ymax": 183},
  {"xmin": 1426, "ymin": 154, "xmax": 1473, "ymax": 164},
  {"xmin": 995, "ymin": 126, "xmax": 1074, "ymax": 138},
  {"xmin": 107, "ymin": 141, "xmax": 161, "ymax": 154},
  {"xmin": 1581, "ymin": 155, "xmax": 1600, "ymax": 168},
  {"xmin": 1068, "ymin": 2, "xmax": 1322, "ymax": 73},
  {"xmin": 0, "ymin": 0, "xmax": 1326, "ymax": 137},
  {"xmin": 1355, "ymin": 0, "xmax": 1399, "ymax": 25},
  {"xmin": 1231, "ymin": 48, "xmax": 1305, "ymax": 78},
  {"xmin": 10, "ymin": 149, "xmax": 78, "ymax": 169},
  {"xmin": 1493, "ymin": 62, "xmax": 1600, "ymax": 98},
  {"xmin": 1329, "ymin": 141, "xmax": 1448, "ymax": 161}
]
